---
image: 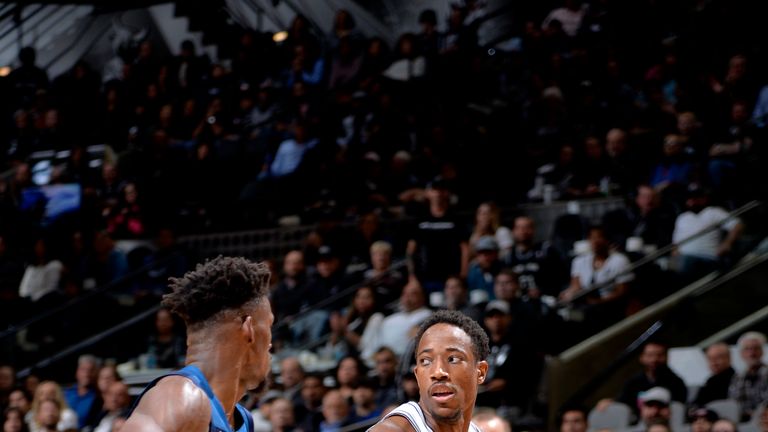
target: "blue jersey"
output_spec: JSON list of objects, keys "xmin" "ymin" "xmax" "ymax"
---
[{"xmin": 130, "ymin": 365, "xmax": 254, "ymax": 432}]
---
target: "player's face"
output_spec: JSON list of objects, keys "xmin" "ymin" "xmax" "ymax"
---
[
  {"xmin": 414, "ymin": 323, "xmax": 487, "ymax": 425},
  {"xmin": 244, "ymin": 299, "xmax": 274, "ymax": 390}
]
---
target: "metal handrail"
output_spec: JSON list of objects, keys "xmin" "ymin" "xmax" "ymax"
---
[{"xmin": 558, "ymin": 200, "xmax": 761, "ymax": 307}]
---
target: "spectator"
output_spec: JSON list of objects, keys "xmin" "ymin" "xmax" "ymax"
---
[
  {"xmin": 628, "ymin": 387, "xmax": 672, "ymax": 432},
  {"xmin": 602, "ymin": 184, "xmax": 676, "ymax": 251},
  {"xmin": 466, "ymin": 236, "xmax": 502, "ymax": 299},
  {"xmin": 319, "ymin": 390, "xmax": 351, "ymax": 432},
  {"xmin": 94, "ymin": 364, "xmax": 119, "ymax": 413},
  {"xmin": 361, "ymin": 241, "xmax": 404, "ymax": 306},
  {"xmin": 294, "ymin": 375, "xmax": 326, "ymax": 431},
  {"xmin": 671, "ymin": 186, "xmax": 743, "ymax": 280},
  {"xmin": 7, "ymin": 47, "xmax": 49, "ymax": 107},
  {"xmin": 28, "ymin": 381, "xmax": 78, "ymax": 431},
  {"xmin": 18, "ymin": 238, "xmax": 63, "ymax": 303},
  {"xmin": 560, "ymin": 225, "xmax": 634, "ymax": 326},
  {"xmin": 349, "ymin": 379, "xmax": 381, "ymax": 423},
  {"xmin": 612, "ymin": 343, "xmax": 687, "ymax": 413},
  {"xmin": 62, "ymin": 355, "xmax": 101, "ymax": 429},
  {"xmin": 268, "ymin": 397, "xmax": 297, "ymax": 432},
  {"xmin": 439, "ymin": 275, "xmax": 482, "ymax": 322},
  {"xmin": 368, "ymin": 279, "xmax": 432, "ymax": 358},
  {"xmin": 91, "ymin": 381, "xmax": 130, "ymax": 432},
  {"xmin": 559, "ymin": 406, "xmax": 589, "ymax": 432},
  {"xmin": 693, "ymin": 342, "xmax": 735, "ymax": 407},
  {"xmin": 334, "ymin": 356, "xmax": 366, "ymax": 401},
  {"xmin": 689, "ymin": 408, "xmax": 719, "ymax": 432},
  {"xmin": 711, "ymin": 419, "xmax": 738, "ymax": 432},
  {"xmin": 371, "ymin": 347, "xmax": 399, "ymax": 410},
  {"xmin": 249, "ymin": 390, "xmax": 280, "ymax": 432},
  {"xmin": 728, "ymin": 332, "xmax": 768, "ymax": 421},
  {"xmin": 143, "ymin": 307, "xmax": 186, "ymax": 369},
  {"xmin": 469, "ymin": 202, "xmax": 513, "ymax": 259},
  {"xmin": 649, "ymin": 134, "xmax": 695, "ymax": 194},
  {"xmin": 332, "ymin": 286, "xmax": 385, "ymax": 365},
  {"xmin": 406, "ymin": 178, "xmax": 469, "ymax": 292},
  {"xmin": 4, "ymin": 407, "xmax": 29, "ymax": 432},
  {"xmin": 30, "ymin": 400, "xmax": 60, "ymax": 432},
  {"xmin": 472, "ymin": 409, "xmax": 512, "ymax": 432},
  {"xmin": 506, "ymin": 216, "xmax": 567, "ymax": 298},
  {"xmin": 278, "ymin": 357, "xmax": 305, "ymax": 407},
  {"xmin": 271, "ymin": 250, "xmax": 308, "ymax": 324},
  {"xmin": 0, "ymin": 365, "xmax": 16, "ymax": 411},
  {"xmin": 84, "ymin": 231, "xmax": 128, "ymax": 287},
  {"xmin": 7, "ymin": 389, "xmax": 31, "ymax": 418},
  {"xmin": 104, "ymin": 182, "xmax": 145, "ymax": 239}
]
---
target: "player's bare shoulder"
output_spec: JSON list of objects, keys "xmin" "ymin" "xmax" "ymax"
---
[
  {"xmin": 123, "ymin": 375, "xmax": 211, "ymax": 432},
  {"xmin": 369, "ymin": 415, "xmax": 415, "ymax": 432}
]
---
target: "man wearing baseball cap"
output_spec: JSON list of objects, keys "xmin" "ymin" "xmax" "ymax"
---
[{"xmin": 629, "ymin": 387, "xmax": 672, "ymax": 432}]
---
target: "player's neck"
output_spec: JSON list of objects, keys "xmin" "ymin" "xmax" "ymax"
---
[
  {"xmin": 420, "ymin": 403, "xmax": 471, "ymax": 432},
  {"xmin": 185, "ymin": 330, "xmax": 243, "ymax": 423}
]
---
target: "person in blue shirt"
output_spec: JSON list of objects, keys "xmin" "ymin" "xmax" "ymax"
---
[
  {"xmin": 63, "ymin": 354, "xmax": 101, "ymax": 429},
  {"xmin": 123, "ymin": 256, "xmax": 273, "ymax": 432}
]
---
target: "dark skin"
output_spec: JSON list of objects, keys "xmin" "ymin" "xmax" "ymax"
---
[
  {"xmin": 123, "ymin": 299, "xmax": 274, "ymax": 431},
  {"xmin": 370, "ymin": 323, "xmax": 488, "ymax": 432}
]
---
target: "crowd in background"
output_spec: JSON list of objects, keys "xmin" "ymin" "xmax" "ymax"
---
[{"xmin": 2, "ymin": 0, "xmax": 768, "ymax": 430}]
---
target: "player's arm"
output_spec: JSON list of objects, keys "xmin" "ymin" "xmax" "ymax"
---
[
  {"xmin": 368, "ymin": 415, "xmax": 411, "ymax": 432},
  {"xmin": 122, "ymin": 376, "xmax": 211, "ymax": 432}
]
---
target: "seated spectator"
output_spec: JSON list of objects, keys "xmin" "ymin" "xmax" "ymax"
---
[
  {"xmin": 137, "ymin": 227, "xmax": 190, "ymax": 298},
  {"xmin": 367, "ymin": 279, "xmax": 432, "ymax": 358},
  {"xmin": 649, "ymin": 134, "xmax": 694, "ymax": 194},
  {"xmin": 602, "ymin": 185, "xmax": 676, "ymax": 252},
  {"xmin": 466, "ymin": 236, "xmax": 502, "ymax": 299},
  {"xmin": 19, "ymin": 238, "xmax": 62, "ymax": 303},
  {"xmin": 528, "ymin": 145, "xmax": 577, "ymax": 202},
  {"xmin": 693, "ymin": 342, "xmax": 735, "ymax": 407},
  {"xmin": 29, "ymin": 400, "xmax": 62, "ymax": 432},
  {"xmin": 689, "ymin": 408, "xmax": 719, "ymax": 432},
  {"xmin": 712, "ymin": 419, "xmax": 738, "ymax": 432},
  {"xmin": 672, "ymin": 186, "xmax": 743, "ymax": 280},
  {"xmin": 278, "ymin": 357, "xmax": 305, "ymax": 407},
  {"xmin": 268, "ymin": 397, "xmax": 297, "ymax": 432},
  {"xmin": 334, "ymin": 356, "xmax": 366, "ymax": 401},
  {"xmin": 439, "ymin": 275, "xmax": 482, "ymax": 322},
  {"xmin": 7, "ymin": 389, "xmax": 32, "ymax": 419},
  {"xmin": 569, "ymin": 136, "xmax": 610, "ymax": 199},
  {"xmin": 62, "ymin": 355, "xmax": 101, "ymax": 429},
  {"xmin": 91, "ymin": 381, "xmax": 130, "ymax": 432},
  {"xmin": 104, "ymin": 182, "xmax": 145, "ymax": 239},
  {"xmin": 360, "ymin": 241, "xmax": 404, "ymax": 306},
  {"xmin": 605, "ymin": 342, "xmax": 687, "ymax": 415},
  {"xmin": 262, "ymin": 122, "xmax": 318, "ymax": 180},
  {"xmin": 271, "ymin": 250, "xmax": 308, "ymax": 323},
  {"xmin": 84, "ymin": 231, "xmax": 128, "ymax": 287},
  {"xmin": 4, "ymin": 406, "xmax": 29, "ymax": 432},
  {"xmin": 708, "ymin": 100, "xmax": 757, "ymax": 194},
  {"xmin": 605, "ymin": 128, "xmax": 642, "ymax": 195},
  {"xmin": 560, "ymin": 225, "xmax": 634, "ymax": 325},
  {"xmin": 505, "ymin": 216, "xmax": 567, "ymax": 298},
  {"xmin": 558, "ymin": 406, "xmax": 589, "ymax": 432},
  {"xmin": 349, "ymin": 379, "xmax": 381, "ymax": 424},
  {"xmin": 472, "ymin": 409, "xmax": 512, "ymax": 432},
  {"xmin": 371, "ymin": 347, "xmax": 399, "ymax": 409},
  {"xmin": 27, "ymin": 382, "xmax": 77, "ymax": 431},
  {"xmin": 294, "ymin": 375, "xmax": 326, "ymax": 430},
  {"xmin": 143, "ymin": 307, "xmax": 186, "ymax": 369},
  {"xmin": 628, "ymin": 387, "xmax": 673, "ymax": 432},
  {"xmin": 469, "ymin": 202, "xmax": 513, "ymax": 260},
  {"xmin": 319, "ymin": 390, "xmax": 351, "ymax": 432},
  {"xmin": 330, "ymin": 286, "xmax": 385, "ymax": 364},
  {"xmin": 728, "ymin": 331, "xmax": 768, "ymax": 421},
  {"xmin": 382, "ymin": 34, "xmax": 426, "ymax": 82},
  {"xmin": 328, "ymin": 36, "xmax": 363, "ymax": 91}
]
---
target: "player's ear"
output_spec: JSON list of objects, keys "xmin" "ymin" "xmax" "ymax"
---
[
  {"xmin": 476, "ymin": 360, "xmax": 488, "ymax": 384},
  {"xmin": 241, "ymin": 315, "xmax": 254, "ymax": 342}
]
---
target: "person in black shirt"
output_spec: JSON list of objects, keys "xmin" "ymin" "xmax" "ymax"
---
[
  {"xmin": 406, "ymin": 178, "xmax": 468, "ymax": 293},
  {"xmin": 693, "ymin": 342, "xmax": 735, "ymax": 408},
  {"xmin": 505, "ymin": 216, "xmax": 567, "ymax": 298}
]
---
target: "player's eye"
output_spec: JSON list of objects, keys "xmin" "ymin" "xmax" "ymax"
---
[{"xmin": 419, "ymin": 358, "xmax": 432, "ymax": 366}]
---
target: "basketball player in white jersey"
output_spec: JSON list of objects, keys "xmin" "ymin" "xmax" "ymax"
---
[{"xmin": 368, "ymin": 310, "xmax": 489, "ymax": 432}]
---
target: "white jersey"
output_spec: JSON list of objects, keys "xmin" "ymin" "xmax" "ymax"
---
[{"xmin": 368, "ymin": 401, "xmax": 483, "ymax": 432}]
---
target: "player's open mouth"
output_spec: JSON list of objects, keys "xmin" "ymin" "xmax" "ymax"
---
[{"xmin": 430, "ymin": 386, "xmax": 456, "ymax": 402}]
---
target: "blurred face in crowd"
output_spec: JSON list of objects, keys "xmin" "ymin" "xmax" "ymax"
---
[
  {"xmin": 640, "ymin": 343, "xmax": 667, "ymax": 373},
  {"xmin": 8, "ymin": 390, "xmax": 30, "ymax": 414},
  {"xmin": 425, "ymin": 186, "xmax": 450, "ymax": 210},
  {"xmin": 300, "ymin": 376, "xmax": 325, "ymax": 408},
  {"xmin": 370, "ymin": 247, "xmax": 391, "ymax": 272},
  {"xmin": 475, "ymin": 248, "xmax": 498, "ymax": 270},
  {"xmin": 691, "ymin": 415, "xmax": 714, "ymax": 432},
  {"xmin": 443, "ymin": 277, "xmax": 466, "ymax": 310},
  {"xmin": 283, "ymin": 251, "xmax": 304, "ymax": 278},
  {"xmin": 353, "ymin": 287, "xmax": 376, "ymax": 315},
  {"xmin": 494, "ymin": 273, "xmax": 519, "ymax": 302},
  {"xmin": 705, "ymin": 344, "xmax": 731, "ymax": 375},
  {"xmin": 475, "ymin": 204, "xmax": 497, "ymax": 231},
  {"xmin": 678, "ymin": 112, "xmax": 697, "ymax": 135},
  {"xmin": 316, "ymin": 257, "xmax": 340, "ymax": 278},
  {"xmin": 640, "ymin": 401, "xmax": 670, "ymax": 425},
  {"xmin": 76, "ymin": 359, "xmax": 98, "ymax": 389},
  {"xmin": 400, "ymin": 281, "xmax": 425, "ymax": 312},
  {"xmin": 663, "ymin": 135, "xmax": 683, "ymax": 157},
  {"xmin": 740, "ymin": 337, "xmax": 764, "ymax": 369},
  {"xmin": 513, "ymin": 217, "xmax": 535, "ymax": 246},
  {"xmin": 280, "ymin": 358, "xmax": 304, "ymax": 389},
  {"xmin": 606, "ymin": 129, "xmax": 627, "ymax": 158},
  {"xmin": 588, "ymin": 228, "xmax": 609, "ymax": 256},
  {"xmin": 155, "ymin": 308, "xmax": 174, "ymax": 335},
  {"xmin": 374, "ymin": 349, "xmax": 397, "ymax": 381},
  {"xmin": 3, "ymin": 408, "xmax": 24, "ymax": 432},
  {"xmin": 712, "ymin": 420, "xmax": 737, "ymax": 432},
  {"xmin": 647, "ymin": 423, "xmax": 671, "ymax": 432},
  {"xmin": 560, "ymin": 410, "xmax": 588, "ymax": 432},
  {"xmin": 36, "ymin": 382, "xmax": 60, "ymax": 402},
  {"xmin": 97, "ymin": 366, "xmax": 119, "ymax": 396},
  {"xmin": 483, "ymin": 310, "xmax": 511, "ymax": 340},
  {"xmin": 635, "ymin": 186, "xmax": 657, "ymax": 215},
  {"xmin": 352, "ymin": 385, "xmax": 375, "ymax": 410},
  {"xmin": 0, "ymin": 366, "xmax": 14, "ymax": 391},
  {"xmin": 37, "ymin": 400, "xmax": 60, "ymax": 429},
  {"xmin": 321, "ymin": 390, "xmax": 349, "ymax": 423},
  {"xmin": 104, "ymin": 382, "xmax": 130, "ymax": 412},
  {"xmin": 269, "ymin": 398, "xmax": 295, "ymax": 430},
  {"xmin": 584, "ymin": 136, "xmax": 603, "ymax": 160},
  {"xmin": 336, "ymin": 357, "xmax": 359, "ymax": 387}
]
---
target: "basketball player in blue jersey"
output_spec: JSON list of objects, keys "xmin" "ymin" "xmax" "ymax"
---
[
  {"xmin": 369, "ymin": 310, "xmax": 489, "ymax": 432},
  {"xmin": 123, "ymin": 256, "xmax": 273, "ymax": 432}
]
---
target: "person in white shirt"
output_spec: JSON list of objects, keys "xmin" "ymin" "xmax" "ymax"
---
[
  {"xmin": 672, "ymin": 186, "xmax": 743, "ymax": 279},
  {"xmin": 368, "ymin": 279, "xmax": 432, "ymax": 358},
  {"xmin": 19, "ymin": 238, "xmax": 63, "ymax": 302}
]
